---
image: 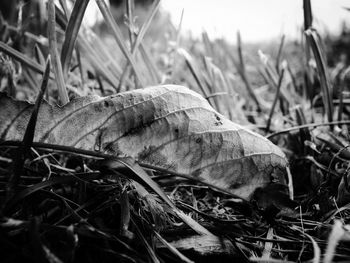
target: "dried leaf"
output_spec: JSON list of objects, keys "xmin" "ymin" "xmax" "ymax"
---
[{"xmin": 0, "ymin": 85, "xmax": 288, "ymax": 199}]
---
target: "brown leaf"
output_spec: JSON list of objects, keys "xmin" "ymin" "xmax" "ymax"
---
[{"xmin": 0, "ymin": 85, "xmax": 288, "ymax": 199}]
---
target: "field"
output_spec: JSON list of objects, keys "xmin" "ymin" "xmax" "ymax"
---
[{"xmin": 1, "ymin": 0, "xmax": 350, "ymax": 262}]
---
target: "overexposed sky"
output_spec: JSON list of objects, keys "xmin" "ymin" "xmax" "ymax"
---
[{"xmin": 161, "ymin": 0, "xmax": 350, "ymax": 43}]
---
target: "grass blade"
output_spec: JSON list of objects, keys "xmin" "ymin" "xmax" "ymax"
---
[
  {"xmin": 303, "ymin": 0, "xmax": 313, "ymax": 30},
  {"xmin": 130, "ymin": 217, "xmax": 160, "ymax": 263},
  {"xmin": 139, "ymin": 42, "xmax": 161, "ymax": 83},
  {"xmin": 275, "ymin": 34, "xmax": 285, "ymax": 74},
  {"xmin": 131, "ymin": 0, "xmax": 160, "ymax": 55},
  {"xmin": 61, "ymin": 0, "xmax": 90, "ymax": 80},
  {"xmin": 178, "ymin": 48, "xmax": 212, "ymax": 103},
  {"xmin": 119, "ymin": 0, "xmax": 161, "ymax": 88},
  {"xmin": 236, "ymin": 31, "xmax": 261, "ymax": 111},
  {"xmin": 102, "ymin": 157, "xmax": 213, "ymax": 236},
  {"xmin": 154, "ymin": 231, "xmax": 194, "ymax": 263},
  {"xmin": 77, "ymin": 34, "xmax": 120, "ymax": 90},
  {"xmin": 48, "ymin": 0, "xmax": 69, "ymax": 105},
  {"xmin": 126, "ymin": 0, "xmax": 135, "ymax": 44},
  {"xmin": 0, "ymin": 41, "xmax": 53, "ymax": 78},
  {"xmin": 120, "ymin": 189, "xmax": 132, "ymax": 238},
  {"xmin": 95, "ymin": 0, "xmax": 144, "ymax": 86},
  {"xmin": 6, "ymin": 56, "xmax": 51, "ymax": 205},
  {"xmin": 5, "ymin": 175, "xmax": 79, "ymax": 214},
  {"xmin": 266, "ymin": 62, "xmax": 285, "ymax": 131},
  {"xmin": 338, "ymin": 67, "xmax": 350, "ymax": 122},
  {"xmin": 305, "ymin": 29, "xmax": 334, "ymax": 123}
]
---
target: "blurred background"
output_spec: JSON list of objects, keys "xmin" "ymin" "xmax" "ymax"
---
[{"xmin": 79, "ymin": 0, "xmax": 350, "ymax": 43}]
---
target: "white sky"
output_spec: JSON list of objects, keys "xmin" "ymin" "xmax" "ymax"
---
[{"xmin": 161, "ymin": 0, "xmax": 350, "ymax": 43}]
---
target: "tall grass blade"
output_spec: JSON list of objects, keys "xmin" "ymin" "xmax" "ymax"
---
[
  {"xmin": 131, "ymin": 0, "xmax": 160, "ymax": 55},
  {"xmin": 303, "ymin": 0, "xmax": 313, "ymax": 30},
  {"xmin": 61, "ymin": 0, "xmax": 90, "ymax": 80},
  {"xmin": 48, "ymin": 0, "xmax": 69, "ymax": 105},
  {"xmin": 275, "ymin": 34, "xmax": 285, "ymax": 74},
  {"xmin": 139, "ymin": 43, "xmax": 161, "ymax": 83},
  {"xmin": 266, "ymin": 63, "xmax": 285, "ymax": 131},
  {"xmin": 236, "ymin": 31, "xmax": 261, "ymax": 111},
  {"xmin": 126, "ymin": 0, "xmax": 135, "ymax": 44},
  {"xmin": 95, "ymin": 0, "xmax": 144, "ymax": 86},
  {"xmin": 178, "ymin": 48, "xmax": 211, "ymax": 101},
  {"xmin": 202, "ymin": 31, "xmax": 214, "ymax": 59},
  {"xmin": 119, "ymin": 0, "xmax": 161, "ymax": 88},
  {"xmin": 303, "ymin": 0, "xmax": 313, "ymax": 99},
  {"xmin": 169, "ymin": 8, "xmax": 184, "ymax": 81},
  {"xmin": 77, "ymin": 33, "xmax": 121, "ymax": 90},
  {"xmin": 305, "ymin": 29, "xmax": 334, "ymax": 123}
]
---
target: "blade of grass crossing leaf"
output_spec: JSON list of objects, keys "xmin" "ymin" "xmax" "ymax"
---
[
  {"xmin": 6, "ymin": 57, "xmax": 51, "ymax": 206},
  {"xmin": 103, "ymin": 157, "xmax": 213, "ymax": 236},
  {"xmin": 48, "ymin": 0, "xmax": 69, "ymax": 105},
  {"xmin": 20, "ymin": 56, "xmax": 51, "ymax": 153},
  {"xmin": 305, "ymin": 29, "xmax": 334, "ymax": 123},
  {"xmin": 95, "ymin": 0, "xmax": 145, "ymax": 86},
  {"xmin": 61, "ymin": 0, "xmax": 90, "ymax": 80}
]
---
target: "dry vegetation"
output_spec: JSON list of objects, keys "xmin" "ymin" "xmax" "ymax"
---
[{"xmin": 1, "ymin": 0, "xmax": 350, "ymax": 262}]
